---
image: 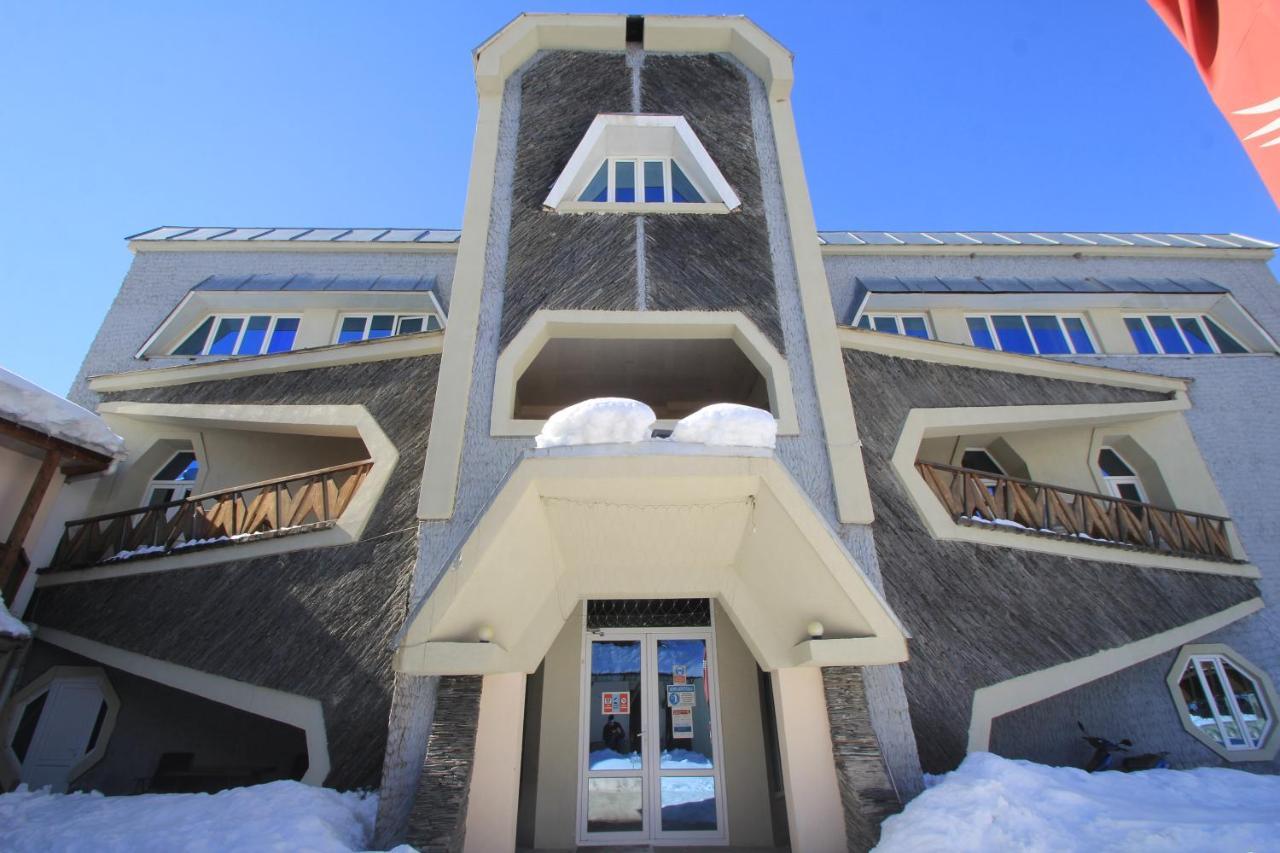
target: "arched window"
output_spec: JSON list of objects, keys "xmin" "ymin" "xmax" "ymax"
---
[
  {"xmin": 146, "ymin": 452, "xmax": 199, "ymax": 505},
  {"xmin": 1097, "ymin": 447, "xmax": 1146, "ymax": 502}
]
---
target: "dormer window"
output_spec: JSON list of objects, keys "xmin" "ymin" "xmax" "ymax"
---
[
  {"xmin": 172, "ymin": 314, "xmax": 300, "ymax": 357},
  {"xmin": 546, "ymin": 115, "xmax": 739, "ymax": 213}
]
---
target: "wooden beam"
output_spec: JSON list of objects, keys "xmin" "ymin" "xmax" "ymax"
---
[
  {"xmin": 0, "ymin": 447, "xmax": 61, "ymax": 596},
  {"xmin": 0, "ymin": 417, "xmax": 112, "ymax": 471}
]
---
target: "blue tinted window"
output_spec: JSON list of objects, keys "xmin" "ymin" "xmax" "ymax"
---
[
  {"xmin": 155, "ymin": 451, "xmax": 199, "ymax": 481},
  {"xmin": 579, "ymin": 162, "xmax": 608, "ymax": 202},
  {"xmin": 671, "ymin": 162, "xmax": 703, "ymax": 203},
  {"xmin": 369, "ymin": 314, "xmax": 395, "ymax": 339},
  {"xmin": 1062, "ymin": 317, "xmax": 1095, "ymax": 353},
  {"xmin": 267, "ymin": 317, "xmax": 299, "ymax": 353},
  {"xmin": 237, "ymin": 315, "xmax": 270, "ymax": 355},
  {"xmin": 173, "ymin": 317, "xmax": 214, "ymax": 355},
  {"xmin": 1204, "ymin": 317, "xmax": 1247, "ymax": 353},
  {"xmin": 855, "ymin": 315, "xmax": 871, "ymax": 330},
  {"xmin": 1125, "ymin": 317, "xmax": 1158, "ymax": 354},
  {"xmin": 338, "ymin": 316, "xmax": 366, "ymax": 343},
  {"xmin": 967, "ymin": 317, "xmax": 996, "ymax": 350},
  {"xmin": 902, "ymin": 316, "xmax": 930, "ymax": 339},
  {"xmin": 872, "ymin": 316, "xmax": 899, "ymax": 334},
  {"xmin": 1026, "ymin": 315, "xmax": 1069, "ymax": 354},
  {"xmin": 614, "ymin": 161, "xmax": 636, "ymax": 203},
  {"xmin": 1177, "ymin": 317, "xmax": 1214, "ymax": 354},
  {"xmin": 644, "ymin": 161, "xmax": 665, "ymax": 202},
  {"xmin": 1148, "ymin": 315, "xmax": 1189, "ymax": 354},
  {"xmin": 992, "ymin": 315, "xmax": 1035, "ymax": 354},
  {"xmin": 426, "ymin": 315, "xmax": 442, "ymax": 332},
  {"xmin": 208, "ymin": 317, "xmax": 243, "ymax": 355},
  {"xmin": 397, "ymin": 317, "xmax": 424, "ymax": 335}
]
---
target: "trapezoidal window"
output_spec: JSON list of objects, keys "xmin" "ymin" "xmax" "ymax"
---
[{"xmin": 514, "ymin": 338, "xmax": 771, "ymax": 421}]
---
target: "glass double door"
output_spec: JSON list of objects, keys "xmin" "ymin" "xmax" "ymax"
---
[{"xmin": 578, "ymin": 628, "xmax": 727, "ymax": 845}]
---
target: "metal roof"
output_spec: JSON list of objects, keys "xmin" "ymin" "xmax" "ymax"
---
[
  {"xmin": 855, "ymin": 275, "xmax": 1229, "ymax": 295},
  {"xmin": 193, "ymin": 273, "xmax": 437, "ymax": 292},
  {"xmin": 129, "ymin": 226, "xmax": 462, "ymax": 244},
  {"xmin": 817, "ymin": 231, "xmax": 1276, "ymax": 249}
]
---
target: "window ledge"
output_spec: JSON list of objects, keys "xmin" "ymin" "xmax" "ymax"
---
[{"xmin": 550, "ymin": 201, "xmax": 731, "ymax": 215}]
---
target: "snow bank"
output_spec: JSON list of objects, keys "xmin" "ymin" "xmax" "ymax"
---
[
  {"xmin": 0, "ymin": 780, "xmax": 380, "ymax": 853},
  {"xmin": 535, "ymin": 398, "xmax": 656, "ymax": 448},
  {"xmin": 0, "ymin": 595, "xmax": 30, "ymax": 640},
  {"xmin": 670, "ymin": 404, "xmax": 776, "ymax": 449},
  {"xmin": 0, "ymin": 367, "xmax": 125, "ymax": 459},
  {"xmin": 874, "ymin": 752, "xmax": 1280, "ymax": 853}
]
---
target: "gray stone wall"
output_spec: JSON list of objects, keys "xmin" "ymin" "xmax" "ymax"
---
[{"xmin": 68, "ymin": 248, "xmax": 456, "ymax": 406}]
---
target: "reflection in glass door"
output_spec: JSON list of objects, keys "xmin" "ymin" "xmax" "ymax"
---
[{"xmin": 579, "ymin": 625, "xmax": 726, "ymax": 845}]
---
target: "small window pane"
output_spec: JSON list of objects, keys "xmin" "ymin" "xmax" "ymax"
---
[
  {"xmin": 1116, "ymin": 482, "xmax": 1143, "ymax": 502},
  {"xmin": 671, "ymin": 162, "xmax": 703, "ymax": 203},
  {"xmin": 962, "ymin": 449, "xmax": 1004, "ymax": 476},
  {"xmin": 1125, "ymin": 317, "xmax": 1159, "ymax": 354},
  {"xmin": 147, "ymin": 487, "xmax": 176, "ymax": 506},
  {"xmin": 589, "ymin": 641, "xmax": 642, "ymax": 770},
  {"xmin": 661, "ymin": 776, "xmax": 717, "ymax": 833},
  {"xmin": 902, "ymin": 316, "xmax": 930, "ymax": 339},
  {"xmin": 1062, "ymin": 317, "xmax": 1095, "ymax": 353},
  {"xmin": 580, "ymin": 162, "xmax": 609, "ymax": 202},
  {"xmin": 236, "ymin": 315, "xmax": 271, "ymax": 355},
  {"xmin": 425, "ymin": 315, "xmax": 442, "ymax": 332},
  {"xmin": 208, "ymin": 318, "xmax": 243, "ymax": 355},
  {"xmin": 1098, "ymin": 448, "xmax": 1135, "ymax": 477},
  {"xmin": 1177, "ymin": 317, "xmax": 1214, "ymax": 354},
  {"xmin": 1179, "ymin": 662, "xmax": 1224, "ymax": 745},
  {"xmin": 587, "ymin": 777, "xmax": 643, "ymax": 833},
  {"xmin": 658, "ymin": 639, "xmax": 714, "ymax": 770},
  {"xmin": 397, "ymin": 317, "xmax": 424, "ymax": 335},
  {"xmin": 267, "ymin": 318, "xmax": 299, "ymax": 353},
  {"xmin": 644, "ymin": 160, "xmax": 665, "ymax": 202},
  {"xmin": 1027, "ymin": 315, "xmax": 1070, "ymax": 354},
  {"xmin": 338, "ymin": 316, "xmax": 366, "ymax": 343},
  {"xmin": 1203, "ymin": 317, "xmax": 1247, "ymax": 353},
  {"xmin": 368, "ymin": 315, "xmax": 395, "ymax": 339},
  {"xmin": 173, "ymin": 317, "xmax": 214, "ymax": 356},
  {"xmin": 1148, "ymin": 315, "xmax": 1190, "ymax": 354},
  {"xmin": 855, "ymin": 315, "xmax": 871, "ymax": 330},
  {"xmin": 1222, "ymin": 660, "xmax": 1270, "ymax": 745},
  {"xmin": 992, "ymin": 315, "xmax": 1035, "ymax": 354},
  {"xmin": 872, "ymin": 316, "xmax": 899, "ymax": 334},
  {"xmin": 155, "ymin": 451, "xmax": 198, "ymax": 481},
  {"xmin": 615, "ymin": 160, "xmax": 636, "ymax": 203},
  {"xmin": 967, "ymin": 317, "xmax": 996, "ymax": 350},
  {"xmin": 11, "ymin": 692, "xmax": 48, "ymax": 763}
]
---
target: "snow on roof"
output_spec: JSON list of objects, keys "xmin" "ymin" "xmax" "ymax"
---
[
  {"xmin": 0, "ymin": 368, "xmax": 125, "ymax": 459},
  {"xmin": 0, "ymin": 596, "xmax": 30, "ymax": 640}
]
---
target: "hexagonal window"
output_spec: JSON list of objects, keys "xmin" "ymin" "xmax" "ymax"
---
[{"xmin": 1168, "ymin": 645, "xmax": 1279, "ymax": 761}]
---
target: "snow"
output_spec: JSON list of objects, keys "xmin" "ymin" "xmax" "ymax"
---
[
  {"xmin": 874, "ymin": 752, "xmax": 1280, "ymax": 853},
  {"xmin": 535, "ymin": 398, "xmax": 656, "ymax": 448},
  {"xmin": 590, "ymin": 749, "xmax": 642, "ymax": 769},
  {"xmin": 588, "ymin": 748, "xmax": 712, "ymax": 770},
  {"xmin": 0, "ymin": 780, "xmax": 385, "ymax": 853},
  {"xmin": 0, "ymin": 595, "xmax": 30, "ymax": 640},
  {"xmin": 0, "ymin": 367, "xmax": 125, "ymax": 459},
  {"xmin": 670, "ymin": 403, "xmax": 776, "ymax": 449}
]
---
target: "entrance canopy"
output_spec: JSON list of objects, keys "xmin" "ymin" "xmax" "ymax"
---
[{"xmin": 396, "ymin": 447, "xmax": 908, "ymax": 675}]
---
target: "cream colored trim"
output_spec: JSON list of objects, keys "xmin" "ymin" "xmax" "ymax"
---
[
  {"xmin": 839, "ymin": 326, "xmax": 1188, "ymax": 394},
  {"xmin": 461, "ymin": 673, "xmax": 527, "ymax": 853},
  {"xmin": 1166, "ymin": 643, "xmax": 1280, "ymax": 762},
  {"xmin": 38, "ymin": 402, "xmax": 397, "ymax": 586},
  {"xmin": 554, "ymin": 201, "xmax": 731, "ymax": 215},
  {"xmin": 490, "ymin": 309, "xmax": 801, "ymax": 437},
  {"xmin": 820, "ymin": 243, "xmax": 1274, "ymax": 260},
  {"xmin": 473, "ymin": 15, "xmax": 626, "ymax": 96},
  {"xmin": 130, "ymin": 240, "xmax": 458, "ymax": 255},
  {"xmin": 770, "ymin": 667, "xmax": 848, "ymax": 853},
  {"xmin": 891, "ymin": 401, "xmax": 1259, "ymax": 578},
  {"xmin": 91, "ymin": 333, "xmax": 442, "ymax": 393},
  {"xmin": 34, "ymin": 627, "xmax": 331, "ymax": 784},
  {"xmin": 0, "ymin": 665, "xmax": 120, "ymax": 790},
  {"xmin": 967, "ymin": 598, "xmax": 1263, "ymax": 752},
  {"xmin": 644, "ymin": 15, "xmax": 794, "ymax": 100}
]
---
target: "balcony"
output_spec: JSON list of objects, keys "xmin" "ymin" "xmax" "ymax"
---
[
  {"xmin": 46, "ymin": 459, "xmax": 373, "ymax": 572},
  {"xmin": 915, "ymin": 461, "xmax": 1237, "ymax": 562}
]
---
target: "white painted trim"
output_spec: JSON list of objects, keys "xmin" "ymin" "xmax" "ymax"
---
[
  {"xmin": 462, "ymin": 672, "xmax": 527, "ymax": 852},
  {"xmin": 0, "ymin": 665, "xmax": 120, "ymax": 790},
  {"xmin": 33, "ymin": 627, "xmax": 331, "ymax": 785},
  {"xmin": 770, "ymin": 667, "xmax": 847, "ymax": 853},
  {"xmin": 967, "ymin": 598, "xmax": 1263, "ymax": 752}
]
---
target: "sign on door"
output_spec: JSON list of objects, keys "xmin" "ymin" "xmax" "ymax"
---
[{"xmin": 601, "ymin": 691, "xmax": 630, "ymax": 715}]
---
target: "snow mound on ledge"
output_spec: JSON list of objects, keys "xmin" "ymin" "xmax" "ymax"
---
[
  {"xmin": 0, "ymin": 367, "xmax": 125, "ymax": 459},
  {"xmin": 671, "ymin": 404, "xmax": 776, "ymax": 449},
  {"xmin": 536, "ymin": 398, "xmax": 656, "ymax": 448},
  {"xmin": 0, "ymin": 780, "xmax": 381, "ymax": 852},
  {"xmin": 874, "ymin": 752, "xmax": 1280, "ymax": 853},
  {"xmin": 0, "ymin": 595, "xmax": 30, "ymax": 640}
]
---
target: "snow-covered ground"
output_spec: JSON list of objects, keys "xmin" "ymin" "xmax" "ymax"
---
[
  {"xmin": 0, "ymin": 780, "xmax": 392, "ymax": 852},
  {"xmin": 874, "ymin": 752, "xmax": 1280, "ymax": 853}
]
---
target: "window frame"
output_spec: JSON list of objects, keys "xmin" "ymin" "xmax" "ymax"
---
[
  {"xmin": 852, "ymin": 312, "xmax": 933, "ymax": 339},
  {"xmin": 965, "ymin": 313, "xmax": 1097, "ymax": 355},
  {"xmin": 1096, "ymin": 446, "xmax": 1147, "ymax": 503},
  {"xmin": 1123, "ymin": 313, "xmax": 1248, "ymax": 355},
  {"xmin": 172, "ymin": 313, "xmax": 302, "ymax": 357},
  {"xmin": 333, "ymin": 312, "xmax": 441, "ymax": 344},
  {"xmin": 146, "ymin": 450, "xmax": 200, "ymax": 506},
  {"xmin": 578, "ymin": 157, "xmax": 709, "ymax": 205},
  {"xmin": 1167, "ymin": 644, "xmax": 1280, "ymax": 761}
]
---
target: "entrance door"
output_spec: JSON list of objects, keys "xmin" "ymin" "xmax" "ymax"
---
[
  {"xmin": 17, "ymin": 676, "xmax": 108, "ymax": 792},
  {"xmin": 578, "ymin": 626, "xmax": 727, "ymax": 845}
]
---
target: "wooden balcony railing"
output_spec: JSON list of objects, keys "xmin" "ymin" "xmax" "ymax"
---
[
  {"xmin": 915, "ymin": 461, "xmax": 1236, "ymax": 562},
  {"xmin": 47, "ymin": 459, "xmax": 373, "ymax": 572}
]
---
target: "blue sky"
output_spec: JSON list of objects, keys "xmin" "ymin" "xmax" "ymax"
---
[{"xmin": 2, "ymin": 2, "xmax": 1277, "ymax": 394}]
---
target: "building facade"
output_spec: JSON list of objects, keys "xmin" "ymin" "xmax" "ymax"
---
[{"xmin": 2, "ymin": 14, "xmax": 1278, "ymax": 852}]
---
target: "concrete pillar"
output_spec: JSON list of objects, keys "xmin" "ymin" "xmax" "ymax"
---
[
  {"xmin": 771, "ymin": 667, "xmax": 849, "ymax": 853},
  {"xmin": 462, "ymin": 672, "xmax": 527, "ymax": 853},
  {"xmin": 373, "ymin": 673, "xmax": 440, "ymax": 849}
]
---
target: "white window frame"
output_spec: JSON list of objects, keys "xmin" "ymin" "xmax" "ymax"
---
[
  {"xmin": 1097, "ymin": 446, "xmax": 1147, "ymax": 503},
  {"xmin": 852, "ymin": 311, "xmax": 933, "ymax": 339},
  {"xmin": 146, "ymin": 450, "xmax": 200, "ymax": 506},
  {"xmin": 333, "ymin": 312, "xmax": 440, "ymax": 344},
  {"xmin": 965, "ymin": 313, "xmax": 1097, "ymax": 355},
  {"xmin": 172, "ymin": 313, "xmax": 301, "ymax": 357},
  {"xmin": 1123, "ymin": 313, "xmax": 1247, "ymax": 355},
  {"xmin": 579, "ymin": 157, "xmax": 710, "ymax": 205},
  {"xmin": 1169, "ymin": 647, "xmax": 1277, "ymax": 759}
]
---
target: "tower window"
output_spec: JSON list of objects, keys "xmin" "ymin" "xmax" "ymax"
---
[{"xmin": 578, "ymin": 158, "xmax": 706, "ymax": 205}]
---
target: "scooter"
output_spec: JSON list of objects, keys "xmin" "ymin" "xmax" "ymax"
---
[{"xmin": 1078, "ymin": 722, "xmax": 1170, "ymax": 772}]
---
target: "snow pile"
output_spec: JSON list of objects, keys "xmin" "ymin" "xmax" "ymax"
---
[
  {"xmin": 535, "ymin": 398, "xmax": 656, "ymax": 448},
  {"xmin": 0, "ymin": 367, "xmax": 125, "ymax": 459},
  {"xmin": 0, "ymin": 595, "xmax": 30, "ymax": 640},
  {"xmin": 874, "ymin": 752, "xmax": 1280, "ymax": 853},
  {"xmin": 0, "ymin": 780, "xmax": 381, "ymax": 852},
  {"xmin": 670, "ymin": 404, "xmax": 776, "ymax": 449}
]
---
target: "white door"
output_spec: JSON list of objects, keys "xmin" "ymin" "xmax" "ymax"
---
[
  {"xmin": 20, "ymin": 677, "xmax": 107, "ymax": 792},
  {"xmin": 578, "ymin": 626, "xmax": 728, "ymax": 846}
]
